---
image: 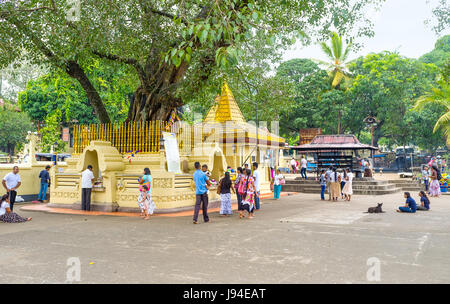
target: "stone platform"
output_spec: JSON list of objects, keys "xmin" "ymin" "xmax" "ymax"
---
[{"xmin": 282, "ymin": 177, "xmax": 407, "ymax": 195}]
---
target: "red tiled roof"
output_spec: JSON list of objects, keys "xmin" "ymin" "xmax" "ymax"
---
[{"xmin": 294, "ymin": 135, "xmax": 377, "ymax": 151}]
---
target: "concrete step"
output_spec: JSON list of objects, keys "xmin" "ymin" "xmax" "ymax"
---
[
  {"xmin": 284, "ymin": 187, "xmax": 402, "ymax": 195},
  {"xmin": 286, "ymin": 180, "xmax": 389, "ymax": 186}
]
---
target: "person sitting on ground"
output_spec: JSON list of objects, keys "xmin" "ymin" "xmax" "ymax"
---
[
  {"xmin": 397, "ymin": 192, "xmax": 417, "ymax": 213},
  {"xmin": 0, "ymin": 194, "xmax": 32, "ymax": 223},
  {"xmin": 416, "ymin": 191, "xmax": 430, "ymax": 211}
]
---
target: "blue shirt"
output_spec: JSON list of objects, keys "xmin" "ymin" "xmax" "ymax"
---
[
  {"xmin": 320, "ymin": 174, "xmax": 327, "ymax": 186},
  {"xmin": 193, "ymin": 170, "xmax": 209, "ymax": 195},
  {"xmin": 406, "ymin": 197, "xmax": 417, "ymax": 212},
  {"xmin": 421, "ymin": 196, "xmax": 430, "ymax": 210},
  {"xmin": 39, "ymin": 170, "xmax": 50, "ymax": 184}
]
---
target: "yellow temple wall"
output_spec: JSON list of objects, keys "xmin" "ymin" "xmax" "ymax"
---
[{"xmin": 0, "ymin": 162, "xmax": 66, "ymax": 201}]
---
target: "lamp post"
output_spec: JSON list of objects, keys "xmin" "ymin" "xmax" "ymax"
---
[
  {"xmin": 52, "ymin": 141, "xmax": 58, "ymax": 166},
  {"xmin": 363, "ymin": 115, "xmax": 379, "ymax": 158}
]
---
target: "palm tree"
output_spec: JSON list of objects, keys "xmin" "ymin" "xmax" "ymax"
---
[
  {"xmin": 318, "ymin": 32, "xmax": 353, "ymax": 88},
  {"xmin": 414, "ymin": 75, "xmax": 450, "ymax": 144},
  {"xmin": 316, "ymin": 32, "xmax": 353, "ymax": 134}
]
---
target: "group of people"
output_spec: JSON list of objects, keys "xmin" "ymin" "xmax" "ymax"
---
[
  {"xmin": 421, "ymin": 164, "xmax": 443, "ymax": 198},
  {"xmin": 0, "ymin": 166, "xmax": 32, "ymax": 223},
  {"xmin": 397, "ymin": 191, "xmax": 431, "ymax": 213},
  {"xmin": 289, "ymin": 156, "xmax": 308, "ymax": 179},
  {"xmin": 319, "ymin": 167, "xmax": 354, "ymax": 202},
  {"xmin": 194, "ymin": 162, "xmax": 263, "ymax": 223}
]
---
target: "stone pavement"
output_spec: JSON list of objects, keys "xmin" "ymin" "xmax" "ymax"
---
[{"xmin": 0, "ymin": 191, "xmax": 449, "ymax": 283}]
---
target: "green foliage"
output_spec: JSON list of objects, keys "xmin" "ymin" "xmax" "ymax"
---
[
  {"xmin": 0, "ymin": 106, "xmax": 34, "ymax": 155},
  {"xmin": 347, "ymin": 52, "xmax": 444, "ymax": 149},
  {"xmin": 276, "ymin": 59, "xmax": 330, "ymax": 138},
  {"xmin": 18, "ymin": 61, "xmax": 137, "ymax": 125},
  {"xmin": 38, "ymin": 109, "xmax": 65, "ymax": 153},
  {"xmin": 420, "ymin": 35, "xmax": 450, "ymax": 68},
  {"xmin": 0, "ymin": 0, "xmax": 382, "ymax": 122},
  {"xmin": 318, "ymin": 32, "xmax": 353, "ymax": 88}
]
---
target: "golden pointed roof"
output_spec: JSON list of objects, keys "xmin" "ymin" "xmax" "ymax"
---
[{"xmin": 204, "ymin": 83, "xmax": 246, "ymax": 123}]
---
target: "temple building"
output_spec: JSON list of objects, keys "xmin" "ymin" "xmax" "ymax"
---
[{"xmin": 48, "ymin": 83, "xmax": 285, "ymax": 212}]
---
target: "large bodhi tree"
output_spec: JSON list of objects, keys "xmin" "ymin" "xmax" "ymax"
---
[{"xmin": 0, "ymin": 0, "xmax": 383, "ymax": 123}]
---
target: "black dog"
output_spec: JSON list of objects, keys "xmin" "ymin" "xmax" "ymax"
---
[{"xmin": 367, "ymin": 203, "xmax": 384, "ymax": 213}]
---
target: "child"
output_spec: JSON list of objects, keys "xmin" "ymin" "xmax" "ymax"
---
[
  {"xmin": 397, "ymin": 192, "xmax": 417, "ymax": 213},
  {"xmin": 137, "ymin": 185, "xmax": 156, "ymax": 219},
  {"xmin": 319, "ymin": 170, "xmax": 326, "ymax": 201},
  {"xmin": 417, "ymin": 191, "xmax": 430, "ymax": 211}
]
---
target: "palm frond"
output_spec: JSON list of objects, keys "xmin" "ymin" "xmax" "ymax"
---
[
  {"xmin": 414, "ymin": 92, "xmax": 450, "ymax": 111},
  {"xmin": 433, "ymin": 111, "xmax": 450, "ymax": 134},
  {"xmin": 342, "ymin": 40, "xmax": 353, "ymax": 62},
  {"xmin": 331, "ymin": 32, "xmax": 342, "ymax": 61},
  {"xmin": 319, "ymin": 42, "xmax": 335, "ymax": 61}
]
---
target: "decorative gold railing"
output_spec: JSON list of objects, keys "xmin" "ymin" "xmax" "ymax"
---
[{"xmin": 72, "ymin": 121, "xmax": 195, "ymax": 154}]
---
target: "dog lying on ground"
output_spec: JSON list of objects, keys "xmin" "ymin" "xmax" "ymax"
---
[{"xmin": 366, "ymin": 203, "xmax": 385, "ymax": 213}]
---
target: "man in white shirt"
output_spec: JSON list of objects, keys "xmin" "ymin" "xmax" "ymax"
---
[
  {"xmin": 2, "ymin": 166, "xmax": 21, "ymax": 211},
  {"xmin": 325, "ymin": 166, "xmax": 333, "ymax": 201},
  {"xmin": 253, "ymin": 162, "xmax": 261, "ymax": 210},
  {"xmin": 300, "ymin": 156, "xmax": 308, "ymax": 180},
  {"xmin": 81, "ymin": 165, "xmax": 95, "ymax": 211}
]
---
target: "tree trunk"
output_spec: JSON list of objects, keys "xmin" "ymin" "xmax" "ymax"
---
[
  {"xmin": 127, "ymin": 61, "xmax": 188, "ymax": 122},
  {"xmin": 65, "ymin": 61, "xmax": 111, "ymax": 124}
]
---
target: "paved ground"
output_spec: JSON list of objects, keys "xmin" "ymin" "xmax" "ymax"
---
[{"xmin": 0, "ymin": 191, "xmax": 449, "ymax": 283}]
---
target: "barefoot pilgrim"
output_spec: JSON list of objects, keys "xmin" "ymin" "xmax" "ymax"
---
[{"xmin": 48, "ymin": 83, "xmax": 285, "ymax": 213}]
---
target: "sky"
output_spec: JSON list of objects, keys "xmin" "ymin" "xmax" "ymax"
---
[{"xmin": 282, "ymin": 0, "xmax": 450, "ymax": 63}]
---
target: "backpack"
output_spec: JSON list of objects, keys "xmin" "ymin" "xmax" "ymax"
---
[
  {"xmin": 238, "ymin": 176, "xmax": 247, "ymax": 195},
  {"xmin": 437, "ymin": 170, "xmax": 442, "ymax": 181}
]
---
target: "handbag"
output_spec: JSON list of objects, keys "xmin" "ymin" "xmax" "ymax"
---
[
  {"xmin": 217, "ymin": 180, "xmax": 222, "ymax": 195},
  {"xmin": 280, "ymin": 177, "xmax": 285, "ymax": 185}
]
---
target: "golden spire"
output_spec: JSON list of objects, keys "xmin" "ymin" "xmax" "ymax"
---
[{"xmin": 204, "ymin": 82, "xmax": 246, "ymax": 123}]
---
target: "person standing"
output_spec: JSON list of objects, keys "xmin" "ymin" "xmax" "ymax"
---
[
  {"xmin": 273, "ymin": 169, "xmax": 285, "ymax": 200},
  {"xmin": 325, "ymin": 166, "xmax": 333, "ymax": 201},
  {"xmin": 241, "ymin": 169, "xmax": 256, "ymax": 219},
  {"xmin": 219, "ymin": 172, "xmax": 234, "ymax": 216},
  {"xmin": 2, "ymin": 166, "xmax": 21, "ymax": 211},
  {"xmin": 137, "ymin": 185, "xmax": 156, "ymax": 220},
  {"xmin": 319, "ymin": 169, "xmax": 326, "ymax": 201},
  {"xmin": 422, "ymin": 166, "xmax": 430, "ymax": 193},
  {"xmin": 139, "ymin": 167, "xmax": 152, "ymax": 192},
  {"xmin": 252, "ymin": 162, "xmax": 261, "ymax": 210},
  {"xmin": 330, "ymin": 167, "xmax": 340, "ymax": 201},
  {"xmin": 300, "ymin": 156, "xmax": 308, "ymax": 179},
  {"xmin": 193, "ymin": 162, "xmax": 210, "ymax": 224},
  {"xmin": 290, "ymin": 158, "xmax": 297, "ymax": 174},
  {"xmin": 37, "ymin": 165, "xmax": 51, "ymax": 202},
  {"xmin": 429, "ymin": 165, "xmax": 441, "ymax": 197},
  {"xmin": 234, "ymin": 167, "xmax": 244, "ymax": 213},
  {"xmin": 340, "ymin": 170, "xmax": 346, "ymax": 199},
  {"xmin": 81, "ymin": 165, "xmax": 95, "ymax": 211},
  {"xmin": 342, "ymin": 168, "xmax": 353, "ymax": 201}
]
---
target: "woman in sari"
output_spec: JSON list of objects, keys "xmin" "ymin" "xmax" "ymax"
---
[
  {"xmin": 240, "ymin": 169, "xmax": 256, "ymax": 219},
  {"xmin": 429, "ymin": 165, "xmax": 441, "ymax": 197}
]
